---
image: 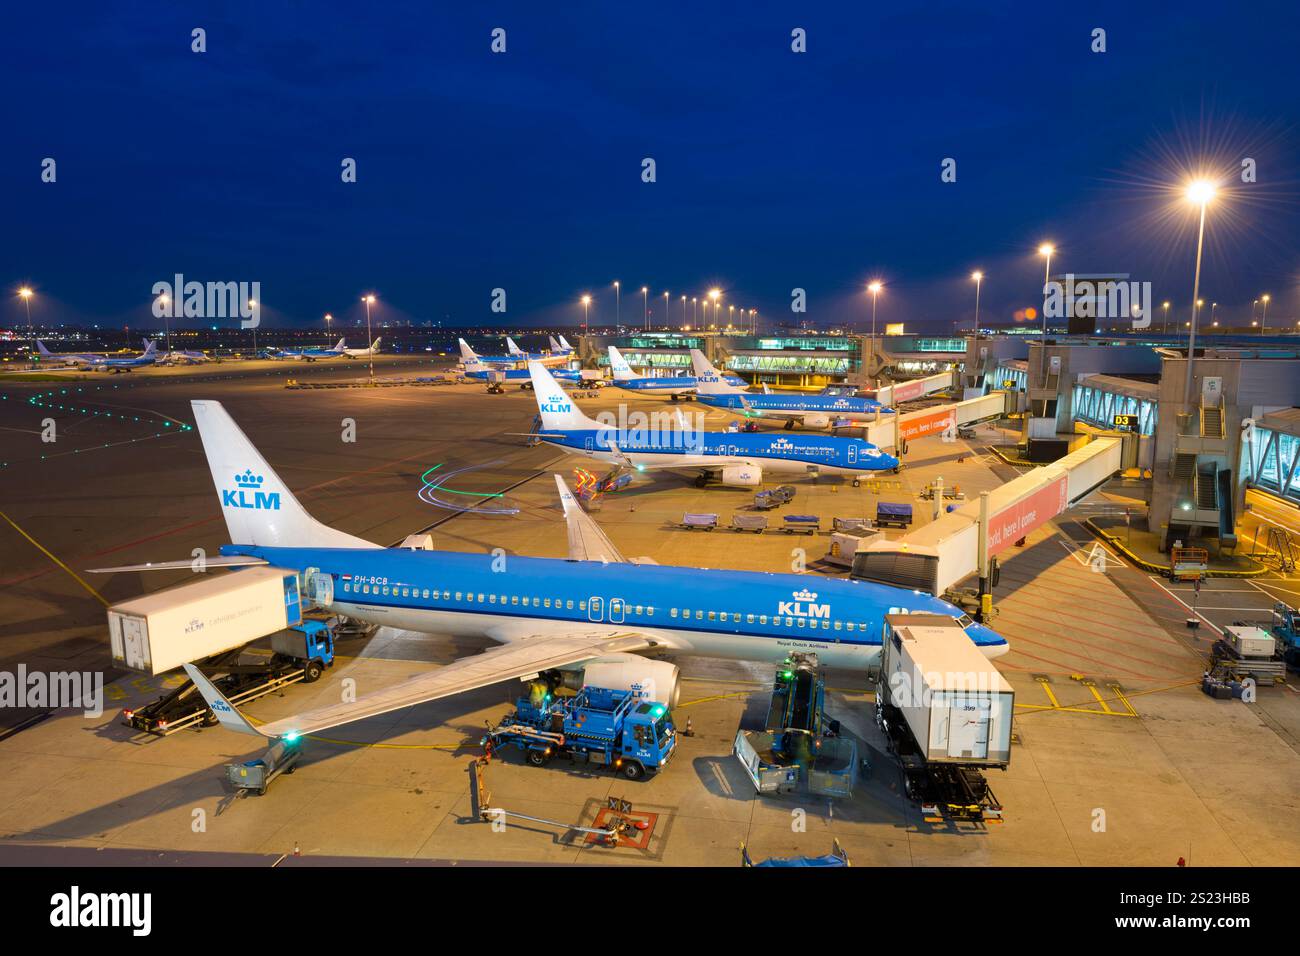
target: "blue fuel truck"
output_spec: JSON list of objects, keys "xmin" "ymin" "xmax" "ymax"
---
[{"xmin": 484, "ymin": 683, "xmax": 677, "ymax": 780}]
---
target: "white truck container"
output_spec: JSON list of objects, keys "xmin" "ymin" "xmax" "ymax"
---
[
  {"xmin": 108, "ymin": 567, "xmax": 303, "ymax": 676},
  {"xmin": 880, "ymin": 613, "xmax": 1014, "ymax": 767},
  {"xmin": 1223, "ymin": 625, "xmax": 1277, "ymax": 659}
]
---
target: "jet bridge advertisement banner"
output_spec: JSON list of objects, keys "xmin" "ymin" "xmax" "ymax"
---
[
  {"xmin": 987, "ymin": 474, "xmax": 1069, "ymax": 556},
  {"xmin": 897, "ymin": 406, "xmax": 956, "ymax": 443}
]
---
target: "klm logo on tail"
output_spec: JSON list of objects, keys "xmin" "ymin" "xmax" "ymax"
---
[
  {"xmin": 222, "ymin": 469, "xmax": 282, "ymax": 511},
  {"xmin": 777, "ymin": 588, "xmax": 830, "ymax": 619},
  {"xmin": 539, "ymin": 394, "xmax": 572, "ymax": 415}
]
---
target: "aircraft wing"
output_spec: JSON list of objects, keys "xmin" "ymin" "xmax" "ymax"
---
[
  {"xmin": 554, "ymin": 474, "xmax": 628, "ymax": 564},
  {"xmin": 86, "ymin": 555, "xmax": 270, "ymax": 573},
  {"xmin": 184, "ymin": 630, "xmax": 653, "ymax": 739}
]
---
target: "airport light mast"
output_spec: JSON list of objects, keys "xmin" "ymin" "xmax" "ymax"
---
[
  {"xmin": 1037, "ymin": 243, "xmax": 1054, "ymax": 336},
  {"xmin": 248, "ymin": 299, "xmax": 258, "ymax": 357},
  {"xmin": 971, "ymin": 271, "xmax": 984, "ymax": 334},
  {"xmin": 613, "ymin": 280, "xmax": 620, "ymax": 326},
  {"xmin": 157, "ymin": 293, "xmax": 171, "ymax": 356},
  {"xmin": 641, "ymin": 286, "xmax": 648, "ymax": 331},
  {"xmin": 1261, "ymin": 294, "xmax": 1271, "ymax": 334},
  {"xmin": 581, "ymin": 294, "xmax": 591, "ymax": 332},
  {"xmin": 362, "ymin": 294, "xmax": 377, "ymax": 383},
  {"xmin": 1182, "ymin": 179, "xmax": 1216, "ymax": 406},
  {"xmin": 18, "ymin": 287, "xmax": 33, "ymax": 326}
]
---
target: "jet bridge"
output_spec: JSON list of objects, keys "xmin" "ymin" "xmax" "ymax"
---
[
  {"xmin": 852, "ymin": 437, "xmax": 1123, "ymax": 613},
  {"xmin": 863, "ymin": 391, "xmax": 1011, "ymax": 452}
]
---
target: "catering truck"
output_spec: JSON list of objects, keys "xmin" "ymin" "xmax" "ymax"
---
[
  {"xmin": 875, "ymin": 612, "xmax": 1014, "ymax": 824},
  {"xmin": 107, "ymin": 568, "xmax": 337, "ymax": 735}
]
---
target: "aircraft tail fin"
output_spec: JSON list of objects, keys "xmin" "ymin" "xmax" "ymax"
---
[
  {"xmin": 142, "ymin": 340, "xmax": 157, "ymax": 356},
  {"xmin": 507, "ymin": 336, "xmax": 524, "ymax": 355},
  {"xmin": 191, "ymin": 400, "xmax": 378, "ymax": 549},
  {"xmin": 369, "ymin": 337, "xmax": 381, "ymax": 351},
  {"xmin": 689, "ymin": 348, "xmax": 739, "ymax": 394},
  {"xmin": 559, "ymin": 335, "xmax": 574, "ymax": 350},
  {"xmin": 36, "ymin": 341, "xmax": 53, "ymax": 357},
  {"xmin": 457, "ymin": 338, "xmax": 479, "ymax": 363},
  {"xmin": 528, "ymin": 362, "xmax": 601, "ymax": 432},
  {"xmin": 607, "ymin": 345, "xmax": 636, "ymax": 380}
]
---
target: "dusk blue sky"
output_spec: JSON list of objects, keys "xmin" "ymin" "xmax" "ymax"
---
[{"xmin": 5, "ymin": 2, "xmax": 1300, "ymax": 332}]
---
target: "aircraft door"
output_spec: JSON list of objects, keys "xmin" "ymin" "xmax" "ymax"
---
[
  {"xmin": 587, "ymin": 596, "xmax": 604, "ymax": 622},
  {"xmin": 609, "ymin": 598, "xmax": 625, "ymax": 623},
  {"xmin": 847, "ymin": 443, "xmax": 857, "ymax": 464}
]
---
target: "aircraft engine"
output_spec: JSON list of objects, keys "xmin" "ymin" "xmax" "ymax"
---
[{"xmin": 720, "ymin": 464, "xmax": 762, "ymax": 486}]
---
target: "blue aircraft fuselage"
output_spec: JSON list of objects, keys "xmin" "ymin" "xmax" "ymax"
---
[{"xmin": 220, "ymin": 544, "xmax": 1007, "ymax": 669}]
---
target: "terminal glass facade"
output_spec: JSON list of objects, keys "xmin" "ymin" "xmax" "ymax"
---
[
  {"xmin": 1071, "ymin": 383, "xmax": 1159, "ymax": 436},
  {"xmin": 1241, "ymin": 424, "xmax": 1300, "ymax": 503}
]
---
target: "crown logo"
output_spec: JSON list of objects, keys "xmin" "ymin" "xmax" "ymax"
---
[
  {"xmin": 793, "ymin": 588, "xmax": 817, "ymax": 601},
  {"xmin": 234, "ymin": 469, "xmax": 264, "ymax": 488}
]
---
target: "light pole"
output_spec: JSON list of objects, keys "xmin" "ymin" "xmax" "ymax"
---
[
  {"xmin": 867, "ymin": 281, "xmax": 883, "ymax": 380},
  {"xmin": 663, "ymin": 291, "xmax": 669, "ymax": 330},
  {"xmin": 1261, "ymin": 294, "xmax": 1271, "ymax": 334},
  {"xmin": 641, "ymin": 287, "xmax": 648, "ymax": 331},
  {"xmin": 971, "ymin": 271, "xmax": 984, "ymax": 333},
  {"xmin": 680, "ymin": 294, "xmax": 686, "ymax": 326},
  {"xmin": 613, "ymin": 281, "xmax": 620, "ymax": 326},
  {"xmin": 1162, "ymin": 301, "xmax": 1171, "ymax": 333},
  {"xmin": 1038, "ymin": 243, "xmax": 1055, "ymax": 336},
  {"xmin": 1210, "ymin": 301, "xmax": 1217, "ymax": 327},
  {"xmin": 708, "ymin": 289, "xmax": 721, "ymax": 333},
  {"xmin": 19, "ymin": 287, "xmax": 33, "ymax": 326},
  {"xmin": 1182, "ymin": 180, "xmax": 1215, "ymax": 406},
  {"xmin": 362, "ymin": 294, "xmax": 376, "ymax": 382},
  {"xmin": 158, "ymin": 294, "xmax": 171, "ymax": 356},
  {"xmin": 692, "ymin": 297, "xmax": 697, "ymax": 325},
  {"xmin": 325, "ymin": 312, "xmax": 333, "ymax": 344},
  {"xmin": 581, "ymin": 294, "xmax": 591, "ymax": 331},
  {"xmin": 248, "ymin": 299, "xmax": 258, "ymax": 357}
]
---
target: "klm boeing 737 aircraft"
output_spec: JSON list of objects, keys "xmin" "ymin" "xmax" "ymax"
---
[
  {"xmin": 458, "ymin": 340, "xmax": 581, "ymax": 383},
  {"xmin": 690, "ymin": 349, "xmax": 891, "ymax": 429},
  {"xmin": 607, "ymin": 345, "xmax": 698, "ymax": 397},
  {"xmin": 528, "ymin": 361, "xmax": 898, "ymax": 486},
  {"xmin": 94, "ymin": 399, "xmax": 1005, "ymax": 744}
]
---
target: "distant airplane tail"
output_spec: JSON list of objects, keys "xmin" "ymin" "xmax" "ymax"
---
[
  {"xmin": 548, "ymin": 335, "xmax": 562, "ymax": 352},
  {"xmin": 333, "ymin": 337, "xmax": 346, "ymax": 352},
  {"xmin": 368, "ymin": 337, "xmax": 381, "ymax": 352},
  {"xmin": 142, "ymin": 340, "xmax": 157, "ymax": 356},
  {"xmin": 36, "ymin": 341, "xmax": 53, "ymax": 357},
  {"xmin": 528, "ymin": 362, "xmax": 601, "ymax": 433},
  {"xmin": 559, "ymin": 335, "xmax": 574, "ymax": 351},
  {"xmin": 689, "ymin": 348, "xmax": 741, "ymax": 394},
  {"xmin": 457, "ymin": 338, "xmax": 480, "ymax": 363},
  {"xmin": 191, "ymin": 400, "xmax": 378, "ymax": 549},
  {"xmin": 607, "ymin": 345, "xmax": 636, "ymax": 381},
  {"xmin": 506, "ymin": 336, "xmax": 525, "ymax": 355}
]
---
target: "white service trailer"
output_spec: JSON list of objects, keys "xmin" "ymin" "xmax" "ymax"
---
[
  {"xmin": 108, "ymin": 566, "xmax": 304, "ymax": 676},
  {"xmin": 880, "ymin": 613, "xmax": 1014, "ymax": 767}
]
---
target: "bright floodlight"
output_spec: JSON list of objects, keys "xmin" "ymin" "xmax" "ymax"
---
[
  {"xmin": 363, "ymin": 294, "xmax": 376, "ymax": 304},
  {"xmin": 1038, "ymin": 243, "xmax": 1054, "ymax": 257},
  {"xmin": 581, "ymin": 295, "xmax": 591, "ymax": 304},
  {"xmin": 868, "ymin": 281, "xmax": 883, "ymax": 294},
  {"xmin": 18, "ymin": 288, "xmax": 32, "ymax": 298},
  {"xmin": 709, "ymin": 288, "xmax": 721, "ymax": 301},
  {"xmin": 1186, "ymin": 180, "xmax": 1216, "ymax": 205},
  {"xmin": 971, "ymin": 271, "xmax": 983, "ymax": 281}
]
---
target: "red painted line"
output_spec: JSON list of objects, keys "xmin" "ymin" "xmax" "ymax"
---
[{"xmin": 993, "ymin": 622, "xmax": 1195, "ymax": 680}]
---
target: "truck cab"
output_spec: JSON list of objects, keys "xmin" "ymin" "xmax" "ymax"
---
[{"xmin": 618, "ymin": 699, "xmax": 676, "ymax": 778}]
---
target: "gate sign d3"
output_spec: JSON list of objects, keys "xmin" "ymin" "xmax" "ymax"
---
[{"xmin": 987, "ymin": 474, "xmax": 1069, "ymax": 556}]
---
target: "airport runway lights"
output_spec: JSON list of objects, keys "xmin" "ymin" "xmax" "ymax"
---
[
  {"xmin": 1261, "ymin": 294, "xmax": 1271, "ymax": 333},
  {"xmin": 1037, "ymin": 243, "xmax": 1054, "ymax": 336},
  {"xmin": 362, "ymin": 294, "xmax": 377, "ymax": 382},
  {"xmin": 18, "ymin": 287, "xmax": 33, "ymax": 325},
  {"xmin": 971, "ymin": 271, "xmax": 984, "ymax": 332},
  {"xmin": 1182, "ymin": 179, "xmax": 1216, "ymax": 405}
]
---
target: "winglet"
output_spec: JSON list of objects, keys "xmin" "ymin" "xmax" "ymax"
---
[{"xmin": 183, "ymin": 663, "xmax": 270, "ymax": 738}]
